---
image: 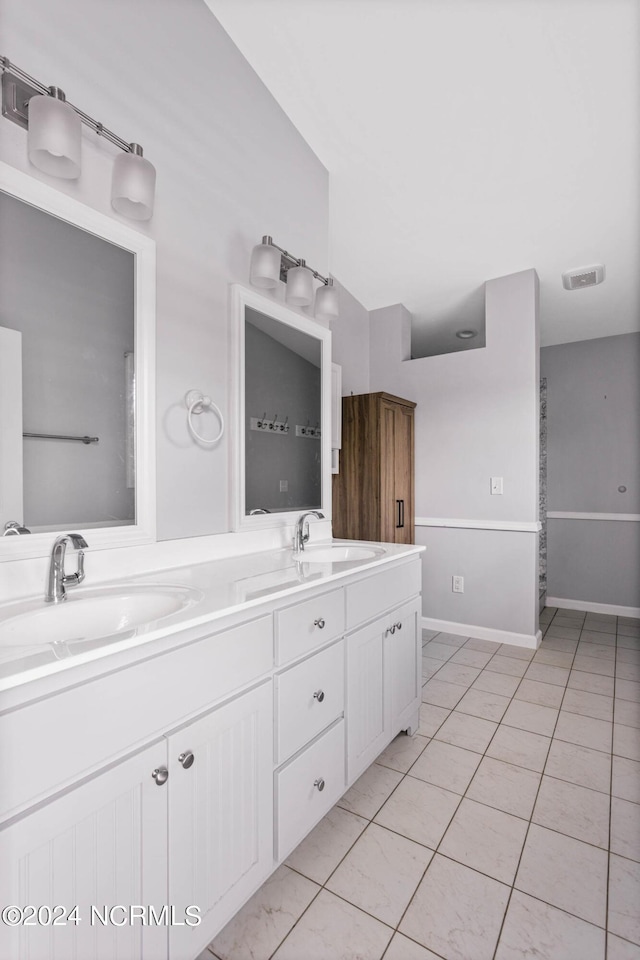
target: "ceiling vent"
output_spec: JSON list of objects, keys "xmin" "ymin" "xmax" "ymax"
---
[{"xmin": 562, "ymin": 264, "xmax": 605, "ymax": 290}]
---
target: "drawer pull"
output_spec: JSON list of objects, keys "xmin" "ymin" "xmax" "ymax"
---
[
  {"xmin": 313, "ymin": 689, "xmax": 325, "ymax": 702},
  {"xmin": 178, "ymin": 750, "xmax": 195, "ymax": 769},
  {"xmin": 314, "ymin": 618, "xmax": 326, "ymax": 629},
  {"xmin": 396, "ymin": 621, "xmax": 402, "ymax": 630},
  {"xmin": 152, "ymin": 766, "xmax": 169, "ymax": 786},
  {"xmin": 314, "ymin": 777, "xmax": 325, "ymax": 792}
]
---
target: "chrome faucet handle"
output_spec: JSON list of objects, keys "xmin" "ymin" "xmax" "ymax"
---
[
  {"xmin": 63, "ymin": 547, "xmax": 86, "ymax": 588},
  {"xmin": 45, "ymin": 532, "xmax": 89, "ymax": 602}
]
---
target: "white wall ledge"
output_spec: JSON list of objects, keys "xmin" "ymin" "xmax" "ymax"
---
[
  {"xmin": 547, "ymin": 512, "xmax": 640, "ymax": 522},
  {"xmin": 415, "ymin": 517, "xmax": 541, "ymax": 533}
]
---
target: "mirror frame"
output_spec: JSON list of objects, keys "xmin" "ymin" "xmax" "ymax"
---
[
  {"xmin": 0, "ymin": 161, "xmax": 156, "ymax": 561},
  {"xmin": 231, "ymin": 283, "xmax": 332, "ymax": 533}
]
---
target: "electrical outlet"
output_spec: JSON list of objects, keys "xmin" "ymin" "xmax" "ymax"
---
[
  {"xmin": 490, "ymin": 477, "xmax": 503, "ymax": 495},
  {"xmin": 279, "ymin": 480, "xmax": 288, "ymax": 492},
  {"xmin": 452, "ymin": 575, "xmax": 464, "ymax": 593}
]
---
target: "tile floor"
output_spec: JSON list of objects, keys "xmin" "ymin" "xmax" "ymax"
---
[{"xmin": 201, "ymin": 607, "xmax": 640, "ymax": 960}]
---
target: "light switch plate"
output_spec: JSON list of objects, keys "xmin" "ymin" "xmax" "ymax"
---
[{"xmin": 490, "ymin": 477, "xmax": 503, "ymax": 495}]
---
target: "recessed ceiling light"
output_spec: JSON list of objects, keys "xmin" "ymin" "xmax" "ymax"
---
[{"xmin": 455, "ymin": 329, "xmax": 477, "ymax": 339}]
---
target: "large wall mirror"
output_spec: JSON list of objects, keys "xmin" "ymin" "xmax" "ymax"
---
[
  {"xmin": 231, "ymin": 284, "xmax": 331, "ymax": 531},
  {"xmin": 0, "ymin": 163, "xmax": 156, "ymax": 561}
]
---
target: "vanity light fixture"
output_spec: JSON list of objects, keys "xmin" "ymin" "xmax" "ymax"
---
[
  {"xmin": 1, "ymin": 56, "xmax": 156, "ymax": 221},
  {"xmin": 249, "ymin": 235, "xmax": 339, "ymax": 320}
]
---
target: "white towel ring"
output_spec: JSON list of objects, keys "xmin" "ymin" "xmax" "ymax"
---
[{"xmin": 185, "ymin": 390, "xmax": 224, "ymax": 445}]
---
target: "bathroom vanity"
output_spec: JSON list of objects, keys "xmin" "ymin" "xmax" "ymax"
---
[{"xmin": 0, "ymin": 540, "xmax": 423, "ymax": 960}]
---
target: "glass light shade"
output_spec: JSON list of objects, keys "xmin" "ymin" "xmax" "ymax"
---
[
  {"xmin": 111, "ymin": 151, "xmax": 156, "ymax": 221},
  {"xmin": 286, "ymin": 264, "xmax": 314, "ymax": 306},
  {"xmin": 314, "ymin": 282, "xmax": 339, "ymax": 321},
  {"xmin": 27, "ymin": 94, "xmax": 81, "ymax": 180},
  {"xmin": 249, "ymin": 241, "xmax": 281, "ymax": 288}
]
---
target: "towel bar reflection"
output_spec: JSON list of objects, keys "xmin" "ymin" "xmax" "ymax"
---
[{"xmin": 23, "ymin": 432, "xmax": 99, "ymax": 444}]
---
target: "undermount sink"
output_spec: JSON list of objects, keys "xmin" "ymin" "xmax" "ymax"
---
[
  {"xmin": 295, "ymin": 544, "xmax": 386, "ymax": 563},
  {"xmin": 0, "ymin": 584, "xmax": 202, "ymax": 648}
]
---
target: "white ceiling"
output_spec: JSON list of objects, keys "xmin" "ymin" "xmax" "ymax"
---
[{"xmin": 205, "ymin": 0, "xmax": 639, "ymax": 349}]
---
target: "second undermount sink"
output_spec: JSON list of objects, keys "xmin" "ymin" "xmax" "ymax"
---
[
  {"xmin": 295, "ymin": 544, "xmax": 386, "ymax": 563},
  {"xmin": 0, "ymin": 584, "xmax": 203, "ymax": 648}
]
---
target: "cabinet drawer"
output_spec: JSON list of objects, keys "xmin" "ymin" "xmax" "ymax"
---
[
  {"xmin": 276, "ymin": 640, "xmax": 344, "ymax": 763},
  {"xmin": 275, "ymin": 720, "xmax": 346, "ymax": 860},
  {"xmin": 346, "ymin": 559, "xmax": 421, "ymax": 629},
  {"xmin": 276, "ymin": 588, "xmax": 344, "ymax": 665}
]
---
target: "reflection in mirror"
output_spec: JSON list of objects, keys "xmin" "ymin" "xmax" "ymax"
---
[
  {"xmin": 245, "ymin": 308, "xmax": 321, "ymax": 514},
  {"xmin": 0, "ymin": 190, "xmax": 135, "ymax": 532}
]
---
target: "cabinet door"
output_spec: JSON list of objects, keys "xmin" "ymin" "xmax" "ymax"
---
[
  {"xmin": 0, "ymin": 741, "xmax": 168, "ymax": 960},
  {"xmin": 386, "ymin": 598, "xmax": 422, "ymax": 734},
  {"xmin": 346, "ymin": 619, "xmax": 388, "ymax": 782},
  {"xmin": 167, "ymin": 681, "xmax": 273, "ymax": 960},
  {"xmin": 380, "ymin": 399, "xmax": 414, "ymax": 544}
]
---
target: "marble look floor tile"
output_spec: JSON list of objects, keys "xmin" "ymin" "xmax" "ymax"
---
[
  {"xmin": 338, "ymin": 763, "xmax": 403, "ymax": 820},
  {"xmin": 502, "ymin": 699, "xmax": 559, "ymax": 737},
  {"xmin": 399, "ymin": 854, "xmax": 510, "ymax": 960},
  {"xmin": 545, "ymin": 625, "xmax": 581, "ymax": 641},
  {"xmin": 584, "ymin": 616, "xmax": 617, "ymax": 632},
  {"xmin": 617, "ymin": 679, "xmax": 640, "ymax": 703},
  {"xmin": 572, "ymin": 654, "xmax": 615, "ymax": 677},
  {"xmin": 618, "ymin": 647, "xmax": 640, "ymax": 665},
  {"xmin": 422, "ymin": 641, "xmax": 458, "ymax": 661},
  {"xmin": 616, "ymin": 698, "xmax": 640, "ymax": 729},
  {"xmin": 581, "ymin": 629, "xmax": 617, "ymax": 645},
  {"xmin": 439, "ymin": 797, "xmax": 528, "ymax": 884},
  {"xmin": 472, "ymin": 670, "xmax": 521, "ymax": 697},
  {"xmin": 421, "ymin": 678, "xmax": 468, "ymax": 709},
  {"xmin": 532, "ymin": 648, "xmax": 574, "ymax": 668},
  {"xmin": 432, "ymin": 632, "xmax": 468, "ymax": 647},
  {"xmin": 210, "ymin": 864, "xmax": 320, "ymax": 960},
  {"xmin": 454, "ymin": 687, "xmax": 511, "ymax": 722},
  {"xmin": 383, "ymin": 932, "xmax": 444, "ymax": 960},
  {"xmin": 539, "ymin": 636, "xmax": 578, "ymax": 654},
  {"xmin": 515, "ymin": 678, "xmax": 564, "ymax": 708},
  {"xmin": 486, "ymin": 655, "xmax": 529, "ymax": 678},
  {"xmin": 523, "ymin": 662, "xmax": 570, "ymax": 687},
  {"xmin": 532, "ymin": 775, "xmax": 609, "ymax": 848},
  {"xmin": 569, "ymin": 670, "xmax": 615, "ymax": 697},
  {"xmin": 618, "ymin": 633, "xmax": 640, "ymax": 649},
  {"xmin": 562, "ymin": 687, "xmax": 614, "ymax": 721},
  {"xmin": 450, "ymin": 647, "xmax": 493, "ymax": 668},
  {"xmin": 421, "ymin": 656, "xmax": 443, "ymax": 680},
  {"xmin": 577, "ymin": 642, "xmax": 616, "ymax": 661},
  {"xmin": 434, "ymin": 711, "xmax": 498, "ymax": 753},
  {"xmin": 496, "ymin": 644, "xmax": 535, "ymax": 661},
  {"xmin": 617, "ymin": 661, "xmax": 640, "ymax": 683},
  {"xmin": 409, "ymin": 739, "xmax": 482, "ymax": 795},
  {"xmin": 418, "ymin": 703, "xmax": 451, "ymax": 737},
  {"xmin": 544, "ymin": 738, "xmax": 611, "ymax": 793},
  {"xmin": 613, "ymin": 757, "xmax": 640, "ymax": 804},
  {"xmin": 611, "ymin": 797, "xmax": 640, "ymax": 862},
  {"xmin": 554, "ymin": 711, "xmax": 612, "ymax": 752},
  {"xmin": 467, "ymin": 756, "xmax": 541, "ymax": 818},
  {"xmin": 487, "ymin": 725, "xmax": 551, "ymax": 773},
  {"xmin": 272, "ymin": 889, "xmax": 393, "ymax": 960},
  {"xmin": 433, "ymin": 661, "xmax": 481, "ymax": 687},
  {"xmin": 515, "ymin": 823, "xmax": 608, "ymax": 926},
  {"xmin": 422, "ymin": 629, "xmax": 440, "ymax": 642},
  {"xmin": 619, "ymin": 623, "xmax": 640, "ymax": 639},
  {"xmin": 495, "ymin": 890, "xmax": 605, "ymax": 960},
  {"xmin": 608, "ymin": 934, "xmax": 640, "ymax": 960},
  {"xmin": 376, "ymin": 733, "xmax": 430, "ymax": 774},
  {"xmin": 614, "ymin": 723, "xmax": 640, "ymax": 761},
  {"xmin": 374, "ymin": 775, "xmax": 460, "ymax": 849},
  {"xmin": 326, "ymin": 823, "xmax": 433, "ymax": 927},
  {"xmin": 285, "ymin": 806, "xmax": 368, "ymax": 885},
  {"xmin": 466, "ymin": 637, "xmax": 503, "ymax": 653},
  {"xmin": 609, "ymin": 854, "xmax": 640, "ymax": 946}
]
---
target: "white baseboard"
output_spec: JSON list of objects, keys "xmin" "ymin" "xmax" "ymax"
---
[
  {"xmin": 546, "ymin": 597, "xmax": 640, "ymax": 619},
  {"xmin": 421, "ymin": 616, "xmax": 541, "ymax": 650}
]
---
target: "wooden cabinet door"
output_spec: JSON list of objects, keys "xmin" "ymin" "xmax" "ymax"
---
[
  {"xmin": 0, "ymin": 741, "xmax": 169, "ymax": 960},
  {"xmin": 380, "ymin": 398, "xmax": 414, "ymax": 544},
  {"xmin": 346, "ymin": 619, "xmax": 388, "ymax": 782},
  {"xmin": 167, "ymin": 681, "xmax": 274, "ymax": 960}
]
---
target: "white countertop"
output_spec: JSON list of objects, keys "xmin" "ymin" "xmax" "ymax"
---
[{"xmin": 0, "ymin": 539, "xmax": 424, "ymax": 700}]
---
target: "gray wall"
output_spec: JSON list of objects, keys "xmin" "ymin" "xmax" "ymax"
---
[
  {"xmin": 330, "ymin": 279, "xmax": 370, "ymax": 396},
  {"xmin": 245, "ymin": 323, "xmax": 321, "ymax": 513},
  {"xmin": 542, "ymin": 332, "xmax": 640, "ymax": 608},
  {"xmin": 0, "ymin": 191, "xmax": 134, "ymax": 528}
]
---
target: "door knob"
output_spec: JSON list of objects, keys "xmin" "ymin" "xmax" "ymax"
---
[
  {"xmin": 314, "ymin": 618, "xmax": 326, "ymax": 629},
  {"xmin": 178, "ymin": 750, "xmax": 195, "ymax": 769},
  {"xmin": 152, "ymin": 766, "xmax": 169, "ymax": 785},
  {"xmin": 313, "ymin": 690, "xmax": 325, "ymax": 702},
  {"xmin": 314, "ymin": 777, "xmax": 325, "ymax": 792}
]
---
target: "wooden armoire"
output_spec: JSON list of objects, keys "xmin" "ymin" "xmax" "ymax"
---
[{"xmin": 332, "ymin": 392, "xmax": 416, "ymax": 544}]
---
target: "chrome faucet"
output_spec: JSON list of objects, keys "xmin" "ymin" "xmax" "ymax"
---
[
  {"xmin": 45, "ymin": 533, "xmax": 88, "ymax": 603},
  {"xmin": 293, "ymin": 511, "xmax": 324, "ymax": 553}
]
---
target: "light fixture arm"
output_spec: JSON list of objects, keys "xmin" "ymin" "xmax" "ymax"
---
[
  {"xmin": 0, "ymin": 55, "xmax": 143, "ymax": 156},
  {"xmin": 260, "ymin": 235, "xmax": 332, "ymax": 286}
]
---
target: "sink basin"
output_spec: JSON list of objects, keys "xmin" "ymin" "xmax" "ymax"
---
[
  {"xmin": 295, "ymin": 544, "xmax": 385, "ymax": 563},
  {"xmin": 0, "ymin": 584, "xmax": 202, "ymax": 648}
]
